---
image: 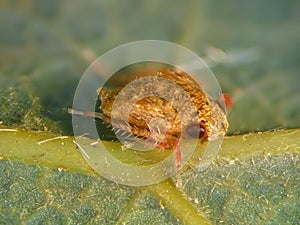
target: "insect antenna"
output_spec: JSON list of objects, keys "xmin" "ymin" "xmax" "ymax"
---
[{"xmin": 68, "ymin": 108, "xmax": 111, "ymax": 124}]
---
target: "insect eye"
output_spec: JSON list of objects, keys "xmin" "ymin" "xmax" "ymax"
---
[{"xmin": 184, "ymin": 123, "xmax": 206, "ymax": 139}]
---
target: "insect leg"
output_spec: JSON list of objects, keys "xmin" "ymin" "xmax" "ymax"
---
[{"xmin": 174, "ymin": 141, "xmax": 181, "ymax": 169}]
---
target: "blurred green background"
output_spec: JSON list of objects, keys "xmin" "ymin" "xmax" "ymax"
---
[{"xmin": 0, "ymin": 0, "xmax": 299, "ymax": 135}]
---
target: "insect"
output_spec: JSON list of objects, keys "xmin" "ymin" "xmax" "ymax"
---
[{"xmin": 96, "ymin": 67, "xmax": 229, "ymax": 170}]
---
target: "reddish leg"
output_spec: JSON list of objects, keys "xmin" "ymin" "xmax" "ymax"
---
[
  {"xmin": 174, "ymin": 140, "xmax": 183, "ymax": 187},
  {"xmin": 174, "ymin": 141, "xmax": 181, "ymax": 169}
]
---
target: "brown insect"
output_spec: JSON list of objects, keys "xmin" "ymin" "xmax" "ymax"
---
[{"xmin": 96, "ymin": 67, "xmax": 229, "ymax": 169}]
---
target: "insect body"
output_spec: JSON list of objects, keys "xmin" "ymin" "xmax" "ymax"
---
[{"xmin": 98, "ymin": 68, "xmax": 229, "ymax": 169}]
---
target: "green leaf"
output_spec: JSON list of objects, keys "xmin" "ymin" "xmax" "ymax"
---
[{"xmin": 0, "ymin": 128, "xmax": 299, "ymax": 224}]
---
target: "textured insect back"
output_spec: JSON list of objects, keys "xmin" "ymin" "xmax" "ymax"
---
[
  {"xmin": 107, "ymin": 70, "xmax": 199, "ymax": 149},
  {"xmin": 70, "ymin": 41, "xmax": 228, "ymax": 186}
]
